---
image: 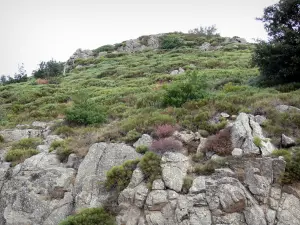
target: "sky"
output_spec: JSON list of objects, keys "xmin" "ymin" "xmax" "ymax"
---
[{"xmin": 0, "ymin": 0, "xmax": 278, "ymax": 76}]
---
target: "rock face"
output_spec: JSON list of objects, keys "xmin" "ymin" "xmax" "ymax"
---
[
  {"xmin": 117, "ymin": 35, "xmax": 161, "ymax": 53},
  {"xmin": 65, "ymin": 48, "xmax": 94, "ymax": 71},
  {"xmin": 231, "ymin": 113, "xmax": 275, "ymax": 156},
  {"xmin": 74, "ymin": 143, "xmax": 142, "ymax": 210},
  {"xmin": 117, "ymin": 156, "xmax": 296, "ymax": 225}
]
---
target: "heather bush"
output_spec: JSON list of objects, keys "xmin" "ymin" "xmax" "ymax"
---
[
  {"xmin": 192, "ymin": 152, "xmax": 204, "ymax": 162},
  {"xmin": 59, "ymin": 207, "xmax": 115, "ymax": 225},
  {"xmin": 5, "ymin": 149, "xmax": 39, "ymax": 165},
  {"xmin": 105, "ymin": 159, "xmax": 140, "ymax": 192},
  {"xmin": 139, "ymin": 151, "xmax": 162, "ymax": 188},
  {"xmin": 151, "ymin": 137, "xmax": 183, "ymax": 154},
  {"xmin": 203, "ymin": 128, "xmax": 232, "ymax": 156},
  {"xmin": 155, "ymin": 124, "xmax": 176, "ymax": 138},
  {"xmin": 194, "ymin": 159, "xmax": 226, "ymax": 175},
  {"xmin": 12, "ymin": 138, "xmax": 42, "ymax": 150}
]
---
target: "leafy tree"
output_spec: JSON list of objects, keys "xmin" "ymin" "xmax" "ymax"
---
[
  {"xmin": 33, "ymin": 59, "xmax": 64, "ymax": 79},
  {"xmin": 2, "ymin": 64, "xmax": 28, "ymax": 85},
  {"xmin": 252, "ymin": 0, "xmax": 300, "ymax": 83},
  {"xmin": 0, "ymin": 75, "xmax": 7, "ymax": 84}
]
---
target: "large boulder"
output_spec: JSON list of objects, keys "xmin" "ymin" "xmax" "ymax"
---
[
  {"xmin": 231, "ymin": 113, "xmax": 275, "ymax": 156},
  {"xmin": 74, "ymin": 142, "xmax": 141, "ymax": 210},
  {"xmin": 0, "ymin": 152, "xmax": 76, "ymax": 225}
]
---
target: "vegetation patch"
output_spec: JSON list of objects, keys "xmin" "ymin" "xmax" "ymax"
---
[
  {"xmin": 50, "ymin": 139, "xmax": 72, "ymax": 162},
  {"xmin": 135, "ymin": 145, "xmax": 149, "ymax": 154},
  {"xmin": 59, "ymin": 207, "xmax": 116, "ymax": 225},
  {"xmin": 151, "ymin": 137, "xmax": 183, "ymax": 154}
]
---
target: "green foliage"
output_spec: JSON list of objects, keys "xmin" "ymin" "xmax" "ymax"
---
[
  {"xmin": 182, "ymin": 176, "xmax": 193, "ymax": 194},
  {"xmin": 59, "ymin": 207, "xmax": 116, "ymax": 225},
  {"xmin": 54, "ymin": 126, "xmax": 75, "ymax": 137},
  {"xmin": 105, "ymin": 159, "xmax": 140, "ymax": 192},
  {"xmin": 12, "ymin": 138, "xmax": 42, "ymax": 150},
  {"xmin": 253, "ymin": 136, "xmax": 263, "ymax": 148},
  {"xmin": 66, "ymin": 94, "xmax": 106, "ymax": 125},
  {"xmin": 139, "ymin": 151, "xmax": 162, "ymax": 188},
  {"xmin": 160, "ymin": 34, "xmax": 184, "ymax": 49},
  {"xmin": 33, "ymin": 59, "xmax": 64, "ymax": 79},
  {"xmin": 50, "ymin": 140, "xmax": 72, "ymax": 162},
  {"xmin": 94, "ymin": 45, "xmax": 115, "ymax": 54},
  {"xmin": 272, "ymin": 149, "xmax": 292, "ymax": 162},
  {"xmin": 188, "ymin": 25, "xmax": 220, "ymax": 37},
  {"xmin": 122, "ymin": 129, "xmax": 141, "ymax": 143},
  {"xmin": 5, "ymin": 149, "xmax": 39, "ymax": 164},
  {"xmin": 192, "ymin": 152, "xmax": 204, "ymax": 162},
  {"xmin": 280, "ymin": 150, "xmax": 300, "ymax": 184},
  {"xmin": 194, "ymin": 159, "xmax": 226, "ymax": 175},
  {"xmin": 252, "ymin": 0, "xmax": 300, "ymax": 83},
  {"xmin": 163, "ymin": 71, "xmax": 209, "ymax": 107},
  {"xmin": 136, "ymin": 145, "xmax": 149, "ymax": 154}
]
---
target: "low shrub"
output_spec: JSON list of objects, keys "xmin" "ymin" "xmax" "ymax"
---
[
  {"xmin": 0, "ymin": 135, "xmax": 4, "ymax": 143},
  {"xmin": 50, "ymin": 140, "xmax": 72, "ymax": 162},
  {"xmin": 280, "ymin": 150, "xmax": 300, "ymax": 184},
  {"xmin": 160, "ymin": 34, "xmax": 184, "ymax": 49},
  {"xmin": 182, "ymin": 176, "xmax": 193, "ymax": 194},
  {"xmin": 194, "ymin": 159, "xmax": 226, "ymax": 175},
  {"xmin": 54, "ymin": 126, "xmax": 74, "ymax": 137},
  {"xmin": 203, "ymin": 128, "xmax": 232, "ymax": 156},
  {"xmin": 155, "ymin": 124, "xmax": 176, "ymax": 138},
  {"xmin": 122, "ymin": 129, "xmax": 141, "ymax": 143},
  {"xmin": 272, "ymin": 149, "xmax": 292, "ymax": 162},
  {"xmin": 12, "ymin": 138, "xmax": 42, "ymax": 150},
  {"xmin": 136, "ymin": 145, "xmax": 149, "ymax": 154},
  {"xmin": 151, "ymin": 137, "xmax": 183, "ymax": 154},
  {"xmin": 192, "ymin": 152, "xmax": 204, "ymax": 162},
  {"xmin": 253, "ymin": 136, "xmax": 263, "ymax": 148},
  {"xmin": 105, "ymin": 159, "xmax": 140, "ymax": 192},
  {"xmin": 5, "ymin": 149, "xmax": 39, "ymax": 165},
  {"xmin": 139, "ymin": 151, "xmax": 162, "ymax": 188},
  {"xmin": 59, "ymin": 207, "xmax": 116, "ymax": 225}
]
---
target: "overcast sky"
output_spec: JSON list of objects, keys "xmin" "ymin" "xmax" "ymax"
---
[{"xmin": 0, "ymin": 0, "xmax": 278, "ymax": 76}]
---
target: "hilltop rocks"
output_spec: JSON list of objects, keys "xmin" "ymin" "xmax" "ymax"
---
[
  {"xmin": 231, "ymin": 113, "xmax": 275, "ymax": 156},
  {"xmin": 65, "ymin": 48, "xmax": 94, "ymax": 71},
  {"xmin": 74, "ymin": 142, "xmax": 142, "ymax": 210},
  {"xmin": 117, "ymin": 35, "xmax": 161, "ymax": 53},
  {"xmin": 170, "ymin": 67, "xmax": 185, "ymax": 75}
]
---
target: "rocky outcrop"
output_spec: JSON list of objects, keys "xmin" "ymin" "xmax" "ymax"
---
[
  {"xmin": 117, "ymin": 35, "xmax": 161, "ymax": 53},
  {"xmin": 74, "ymin": 143, "xmax": 142, "ymax": 210},
  {"xmin": 133, "ymin": 134, "xmax": 153, "ymax": 148},
  {"xmin": 231, "ymin": 113, "xmax": 275, "ymax": 156},
  {"xmin": 64, "ymin": 48, "xmax": 94, "ymax": 72}
]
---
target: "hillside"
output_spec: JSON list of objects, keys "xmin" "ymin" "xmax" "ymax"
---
[{"xmin": 1, "ymin": 32, "xmax": 300, "ymax": 225}]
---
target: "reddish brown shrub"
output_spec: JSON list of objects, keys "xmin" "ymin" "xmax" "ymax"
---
[
  {"xmin": 203, "ymin": 127, "xmax": 232, "ymax": 156},
  {"xmin": 36, "ymin": 79, "xmax": 49, "ymax": 85},
  {"xmin": 151, "ymin": 137, "xmax": 183, "ymax": 154},
  {"xmin": 155, "ymin": 124, "xmax": 176, "ymax": 138}
]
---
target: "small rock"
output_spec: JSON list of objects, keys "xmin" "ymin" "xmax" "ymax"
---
[
  {"xmin": 178, "ymin": 67, "xmax": 185, "ymax": 74},
  {"xmin": 32, "ymin": 121, "xmax": 48, "ymax": 128},
  {"xmin": 173, "ymin": 131, "xmax": 195, "ymax": 144},
  {"xmin": 170, "ymin": 70, "xmax": 179, "ymax": 75},
  {"xmin": 254, "ymin": 115, "xmax": 267, "ymax": 125},
  {"xmin": 231, "ymin": 148, "xmax": 243, "ymax": 157},
  {"xmin": 199, "ymin": 42, "xmax": 211, "ymax": 51},
  {"xmin": 281, "ymin": 134, "xmax": 295, "ymax": 148},
  {"xmin": 66, "ymin": 153, "xmax": 81, "ymax": 169},
  {"xmin": 211, "ymin": 154, "xmax": 225, "ymax": 161},
  {"xmin": 152, "ymin": 179, "xmax": 165, "ymax": 190},
  {"xmin": 133, "ymin": 134, "xmax": 153, "ymax": 148},
  {"xmin": 221, "ymin": 112, "xmax": 230, "ymax": 118},
  {"xmin": 189, "ymin": 176, "xmax": 206, "ymax": 194}
]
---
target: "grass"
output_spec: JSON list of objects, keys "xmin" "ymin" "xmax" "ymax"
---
[{"xmin": 50, "ymin": 139, "xmax": 73, "ymax": 162}]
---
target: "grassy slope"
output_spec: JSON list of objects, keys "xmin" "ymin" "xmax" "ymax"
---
[{"xmin": 1, "ymin": 40, "xmax": 300, "ymax": 148}]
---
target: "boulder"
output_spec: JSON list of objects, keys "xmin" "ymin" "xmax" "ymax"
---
[
  {"xmin": 0, "ymin": 129, "xmax": 43, "ymax": 142},
  {"xmin": 254, "ymin": 115, "xmax": 267, "ymax": 125},
  {"xmin": 231, "ymin": 113, "xmax": 275, "ymax": 156},
  {"xmin": 189, "ymin": 176, "xmax": 206, "ymax": 194},
  {"xmin": 133, "ymin": 134, "xmax": 153, "ymax": 148},
  {"xmin": 281, "ymin": 134, "xmax": 295, "ymax": 148},
  {"xmin": 276, "ymin": 104, "xmax": 300, "ymax": 113},
  {"xmin": 75, "ymin": 142, "xmax": 141, "ymax": 210},
  {"xmin": 199, "ymin": 42, "xmax": 211, "ymax": 51},
  {"xmin": 232, "ymin": 148, "xmax": 243, "ymax": 157},
  {"xmin": 161, "ymin": 152, "xmax": 189, "ymax": 192}
]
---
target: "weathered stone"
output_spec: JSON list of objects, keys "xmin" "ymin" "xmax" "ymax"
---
[
  {"xmin": 244, "ymin": 205, "xmax": 267, "ymax": 225},
  {"xmin": 0, "ymin": 129, "xmax": 43, "ymax": 142},
  {"xmin": 116, "ymin": 206, "xmax": 141, "ymax": 225},
  {"xmin": 213, "ymin": 213, "xmax": 246, "ymax": 225},
  {"xmin": 276, "ymin": 104, "xmax": 300, "ymax": 113},
  {"xmin": 173, "ymin": 130, "xmax": 195, "ymax": 144},
  {"xmin": 75, "ymin": 143, "xmax": 141, "ymax": 210},
  {"xmin": 31, "ymin": 121, "xmax": 48, "ymax": 128},
  {"xmin": 281, "ymin": 134, "xmax": 296, "ymax": 148},
  {"xmin": 146, "ymin": 211, "xmax": 166, "ymax": 225},
  {"xmin": 66, "ymin": 153, "xmax": 81, "ymax": 169},
  {"xmin": 189, "ymin": 176, "xmax": 206, "ymax": 194},
  {"xmin": 218, "ymin": 184, "xmax": 246, "ymax": 213},
  {"xmin": 128, "ymin": 168, "xmax": 144, "ymax": 188},
  {"xmin": 199, "ymin": 42, "xmax": 211, "ymax": 51},
  {"xmin": 146, "ymin": 190, "xmax": 168, "ymax": 211},
  {"xmin": 277, "ymin": 193, "xmax": 300, "ymax": 225},
  {"xmin": 36, "ymin": 144, "xmax": 49, "ymax": 152},
  {"xmin": 134, "ymin": 183, "xmax": 149, "ymax": 208},
  {"xmin": 221, "ymin": 112, "xmax": 230, "ymax": 118},
  {"xmin": 133, "ymin": 134, "xmax": 153, "ymax": 148},
  {"xmin": 232, "ymin": 148, "xmax": 243, "ymax": 157},
  {"xmin": 211, "ymin": 154, "xmax": 225, "ymax": 161},
  {"xmin": 161, "ymin": 152, "xmax": 189, "ymax": 192},
  {"xmin": 152, "ymin": 179, "xmax": 165, "ymax": 190},
  {"xmin": 254, "ymin": 115, "xmax": 267, "ymax": 125},
  {"xmin": 197, "ymin": 137, "xmax": 207, "ymax": 153},
  {"xmin": 189, "ymin": 207, "xmax": 212, "ymax": 225}
]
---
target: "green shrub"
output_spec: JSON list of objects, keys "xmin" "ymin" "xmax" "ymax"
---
[
  {"xmin": 163, "ymin": 71, "xmax": 209, "ymax": 107},
  {"xmin": 192, "ymin": 152, "xmax": 204, "ymax": 162},
  {"xmin": 281, "ymin": 151, "xmax": 300, "ymax": 184},
  {"xmin": 66, "ymin": 94, "xmax": 106, "ymax": 125},
  {"xmin": 50, "ymin": 140, "xmax": 72, "ymax": 162},
  {"xmin": 12, "ymin": 138, "xmax": 42, "ymax": 150},
  {"xmin": 94, "ymin": 45, "xmax": 115, "ymax": 54},
  {"xmin": 160, "ymin": 34, "xmax": 184, "ymax": 49},
  {"xmin": 182, "ymin": 176, "xmax": 193, "ymax": 194},
  {"xmin": 59, "ymin": 207, "xmax": 116, "ymax": 225},
  {"xmin": 253, "ymin": 136, "xmax": 263, "ymax": 148},
  {"xmin": 272, "ymin": 149, "xmax": 292, "ymax": 162},
  {"xmin": 194, "ymin": 159, "xmax": 226, "ymax": 175},
  {"xmin": 139, "ymin": 151, "xmax": 162, "ymax": 188},
  {"xmin": 33, "ymin": 59, "xmax": 64, "ymax": 79},
  {"xmin": 5, "ymin": 149, "xmax": 39, "ymax": 165},
  {"xmin": 54, "ymin": 126, "xmax": 74, "ymax": 137},
  {"xmin": 0, "ymin": 135, "xmax": 4, "ymax": 143},
  {"xmin": 122, "ymin": 129, "xmax": 141, "ymax": 143},
  {"xmin": 136, "ymin": 145, "xmax": 149, "ymax": 154},
  {"xmin": 105, "ymin": 159, "xmax": 140, "ymax": 192}
]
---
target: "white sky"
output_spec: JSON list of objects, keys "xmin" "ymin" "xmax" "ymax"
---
[{"xmin": 0, "ymin": 0, "xmax": 278, "ymax": 75}]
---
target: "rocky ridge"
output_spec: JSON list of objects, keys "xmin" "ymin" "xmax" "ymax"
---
[{"xmin": 0, "ymin": 112, "xmax": 299, "ymax": 225}]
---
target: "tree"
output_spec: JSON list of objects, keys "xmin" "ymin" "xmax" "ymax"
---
[
  {"xmin": 252, "ymin": 0, "xmax": 300, "ymax": 83},
  {"xmin": 0, "ymin": 75, "xmax": 7, "ymax": 84},
  {"xmin": 33, "ymin": 59, "xmax": 64, "ymax": 79}
]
